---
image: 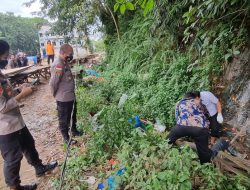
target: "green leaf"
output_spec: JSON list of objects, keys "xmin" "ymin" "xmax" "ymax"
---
[
  {"xmin": 143, "ymin": 0, "xmax": 154, "ymax": 16},
  {"xmin": 224, "ymin": 53, "xmax": 232, "ymax": 61},
  {"xmin": 140, "ymin": 0, "xmax": 147, "ymax": 9},
  {"xmin": 126, "ymin": 2, "xmax": 135, "ymax": 10},
  {"xmin": 157, "ymin": 172, "xmax": 167, "ymax": 180},
  {"xmin": 146, "ymin": 0, "xmax": 154, "ymax": 10},
  {"xmin": 230, "ymin": 0, "xmax": 238, "ymax": 5},
  {"xmin": 114, "ymin": 3, "xmax": 120, "ymax": 12},
  {"xmin": 233, "ymin": 50, "xmax": 240, "ymax": 55},
  {"xmin": 120, "ymin": 4, "xmax": 126, "ymax": 14}
]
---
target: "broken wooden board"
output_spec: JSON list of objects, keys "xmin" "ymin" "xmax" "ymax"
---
[
  {"xmin": 213, "ymin": 151, "xmax": 250, "ymax": 179},
  {"xmin": 176, "ymin": 140, "xmax": 250, "ymax": 177}
]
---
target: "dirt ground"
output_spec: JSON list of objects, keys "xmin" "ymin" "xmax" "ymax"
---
[{"xmin": 0, "ymin": 80, "xmax": 65, "ymax": 190}]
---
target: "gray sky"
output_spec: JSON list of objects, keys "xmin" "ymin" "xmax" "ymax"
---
[{"xmin": 0, "ymin": 0, "xmax": 41, "ymax": 17}]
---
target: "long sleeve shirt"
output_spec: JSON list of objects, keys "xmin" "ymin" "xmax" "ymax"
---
[
  {"xmin": 49, "ymin": 58, "xmax": 75, "ymax": 102},
  {"xmin": 0, "ymin": 70, "xmax": 25, "ymax": 135}
]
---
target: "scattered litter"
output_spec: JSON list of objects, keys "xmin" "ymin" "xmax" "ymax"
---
[
  {"xmin": 85, "ymin": 69, "xmax": 100, "ymax": 77},
  {"xmin": 154, "ymin": 118, "xmax": 166, "ymax": 132},
  {"xmin": 116, "ymin": 167, "xmax": 126, "ymax": 176},
  {"xmin": 83, "ymin": 176, "xmax": 96, "ymax": 185},
  {"xmin": 97, "ymin": 183, "xmax": 105, "ymax": 189},
  {"xmin": 91, "ymin": 109, "xmax": 105, "ymax": 131},
  {"xmin": 107, "ymin": 177, "xmax": 115, "ymax": 190},
  {"xmin": 97, "ymin": 167, "xmax": 127, "ymax": 190},
  {"xmin": 118, "ymin": 94, "xmax": 128, "ymax": 108},
  {"xmin": 128, "ymin": 115, "xmax": 146, "ymax": 130}
]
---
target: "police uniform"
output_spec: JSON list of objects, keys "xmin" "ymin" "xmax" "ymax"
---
[
  {"xmin": 0, "ymin": 70, "xmax": 43, "ymax": 187},
  {"xmin": 49, "ymin": 58, "xmax": 78, "ymax": 142}
]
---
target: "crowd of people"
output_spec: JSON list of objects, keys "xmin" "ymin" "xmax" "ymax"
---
[
  {"xmin": 7, "ymin": 52, "xmax": 29, "ymax": 69},
  {"xmin": 1, "ymin": 52, "xmax": 43, "ymax": 70},
  {"xmin": 1, "ymin": 40, "xmax": 55, "ymax": 71}
]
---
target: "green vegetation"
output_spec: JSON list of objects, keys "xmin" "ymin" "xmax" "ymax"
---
[
  {"xmin": 0, "ymin": 12, "xmax": 48, "ymax": 55},
  {"xmin": 37, "ymin": 0, "xmax": 250, "ymax": 189},
  {"xmin": 51, "ymin": 84, "xmax": 249, "ymax": 189}
]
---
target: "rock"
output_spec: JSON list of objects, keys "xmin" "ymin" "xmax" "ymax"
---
[{"xmin": 222, "ymin": 49, "xmax": 250, "ymax": 148}]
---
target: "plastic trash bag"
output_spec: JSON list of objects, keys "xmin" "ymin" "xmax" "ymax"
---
[
  {"xmin": 154, "ymin": 118, "xmax": 166, "ymax": 132},
  {"xmin": 118, "ymin": 94, "xmax": 128, "ymax": 108},
  {"xmin": 91, "ymin": 109, "xmax": 104, "ymax": 131}
]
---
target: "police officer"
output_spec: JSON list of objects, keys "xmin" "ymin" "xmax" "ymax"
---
[
  {"xmin": 49, "ymin": 44, "xmax": 82, "ymax": 144},
  {"xmin": 0, "ymin": 40, "xmax": 58, "ymax": 190}
]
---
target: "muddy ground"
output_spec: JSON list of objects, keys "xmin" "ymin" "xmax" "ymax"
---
[{"xmin": 0, "ymin": 80, "xmax": 64, "ymax": 190}]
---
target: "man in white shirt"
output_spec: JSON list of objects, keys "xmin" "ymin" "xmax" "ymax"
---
[{"xmin": 200, "ymin": 91, "xmax": 224, "ymax": 145}]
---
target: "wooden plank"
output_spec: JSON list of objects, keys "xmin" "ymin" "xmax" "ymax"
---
[{"xmin": 1, "ymin": 66, "xmax": 32, "ymax": 76}]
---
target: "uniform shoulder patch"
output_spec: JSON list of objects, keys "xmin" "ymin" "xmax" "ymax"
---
[
  {"xmin": 0, "ymin": 86, "xmax": 3, "ymax": 96},
  {"xmin": 56, "ymin": 65, "xmax": 63, "ymax": 70},
  {"xmin": 55, "ymin": 65, "xmax": 63, "ymax": 76}
]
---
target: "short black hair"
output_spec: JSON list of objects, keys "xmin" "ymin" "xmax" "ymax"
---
[
  {"xmin": 0, "ymin": 40, "xmax": 10, "ymax": 56},
  {"xmin": 184, "ymin": 91, "xmax": 200, "ymax": 99}
]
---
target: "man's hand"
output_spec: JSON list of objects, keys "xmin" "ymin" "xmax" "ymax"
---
[
  {"xmin": 217, "ymin": 113, "xmax": 224, "ymax": 123},
  {"xmin": 15, "ymin": 86, "xmax": 33, "ymax": 102}
]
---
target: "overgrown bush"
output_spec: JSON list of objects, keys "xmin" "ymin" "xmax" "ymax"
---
[{"xmin": 51, "ymin": 2, "xmax": 250, "ymax": 189}]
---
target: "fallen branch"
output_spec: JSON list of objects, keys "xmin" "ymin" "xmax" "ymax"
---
[
  {"xmin": 230, "ymin": 126, "xmax": 247, "ymax": 144},
  {"xmin": 176, "ymin": 140, "xmax": 250, "ymax": 177}
]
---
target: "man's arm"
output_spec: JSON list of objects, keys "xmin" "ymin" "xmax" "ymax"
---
[
  {"xmin": 49, "ymin": 64, "xmax": 63, "ymax": 96},
  {"xmin": 217, "ymin": 101, "xmax": 222, "ymax": 113},
  {"xmin": 0, "ymin": 95, "xmax": 19, "ymax": 114},
  {"xmin": 0, "ymin": 86, "xmax": 31, "ymax": 114},
  {"xmin": 52, "ymin": 45, "xmax": 55, "ymax": 54}
]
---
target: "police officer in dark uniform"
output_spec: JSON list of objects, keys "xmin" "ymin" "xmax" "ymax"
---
[
  {"xmin": 49, "ymin": 44, "xmax": 82, "ymax": 144},
  {"xmin": 0, "ymin": 40, "xmax": 58, "ymax": 190}
]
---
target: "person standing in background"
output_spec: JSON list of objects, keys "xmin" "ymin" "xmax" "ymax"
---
[
  {"xmin": 46, "ymin": 40, "xmax": 55, "ymax": 65},
  {"xmin": 37, "ymin": 51, "xmax": 42, "ymax": 66},
  {"xmin": 16, "ymin": 53, "xmax": 28, "ymax": 67},
  {"xmin": 22, "ymin": 53, "xmax": 28, "ymax": 67},
  {"xmin": 49, "ymin": 44, "xmax": 82, "ymax": 144},
  {"xmin": 7, "ymin": 54, "xmax": 17, "ymax": 69}
]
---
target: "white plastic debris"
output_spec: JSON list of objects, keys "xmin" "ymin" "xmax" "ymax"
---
[
  {"xmin": 83, "ymin": 176, "xmax": 96, "ymax": 185},
  {"xmin": 118, "ymin": 94, "xmax": 128, "ymax": 108},
  {"xmin": 154, "ymin": 118, "xmax": 166, "ymax": 132},
  {"xmin": 91, "ymin": 109, "xmax": 105, "ymax": 131}
]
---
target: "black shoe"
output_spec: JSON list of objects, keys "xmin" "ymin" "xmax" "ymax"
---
[
  {"xmin": 211, "ymin": 139, "xmax": 230, "ymax": 158},
  {"xmin": 10, "ymin": 184, "xmax": 37, "ymax": 190},
  {"xmin": 35, "ymin": 161, "xmax": 58, "ymax": 177},
  {"xmin": 71, "ymin": 130, "xmax": 83, "ymax": 137}
]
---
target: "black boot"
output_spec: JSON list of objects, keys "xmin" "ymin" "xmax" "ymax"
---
[
  {"xmin": 35, "ymin": 161, "xmax": 58, "ymax": 177},
  {"xmin": 10, "ymin": 184, "xmax": 37, "ymax": 190}
]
